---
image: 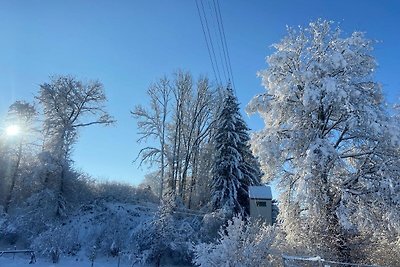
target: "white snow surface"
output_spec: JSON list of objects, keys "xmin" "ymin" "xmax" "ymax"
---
[
  {"xmin": 0, "ymin": 255, "xmax": 187, "ymax": 267},
  {"xmin": 0, "ymin": 255, "xmax": 124, "ymax": 267}
]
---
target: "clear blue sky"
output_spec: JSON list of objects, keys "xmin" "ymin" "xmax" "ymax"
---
[{"xmin": 0, "ymin": 0, "xmax": 399, "ymax": 185}]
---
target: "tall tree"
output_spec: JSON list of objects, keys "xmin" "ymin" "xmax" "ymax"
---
[
  {"xmin": 185, "ymin": 77, "xmax": 215, "ymax": 208},
  {"xmin": 4, "ymin": 101, "xmax": 38, "ymax": 213},
  {"xmin": 132, "ymin": 77, "xmax": 171, "ymax": 200},
  {"xmin": 169, "ymin": 71, "xmax": 192, "ymax": 197},
  {"xmin": 247, "ymin": 19, "xmax": 400, "ymax": 261},
  {"xmin": 134, "ymin": 72, "xmax": 215, "ymax": 207},
  {"xmin": 37, "ymin": 75, "xmax": 114, "ymax": 216},
  {"xmin": 211, "ymin": 86, "xmax": 262, "ymax": 216}
]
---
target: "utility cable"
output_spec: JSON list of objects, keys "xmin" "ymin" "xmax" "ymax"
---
[
  {"xmin": 199, "ymin": 0, "xmax": 223, "ymax": 85},
  {"xmin": 207, "ymin": 0, "xmax": 228, "ymax": 84},
  {"xmin": 211, "ymin": 0, "xmax": 230, "ymax": 85},
  {"xmin": 215, "ymin": 0, "xmax": 236, "ymax": 92},
  {"xmin": 195, "ymin": 0, "xmax": 220, "ymax": 85}
]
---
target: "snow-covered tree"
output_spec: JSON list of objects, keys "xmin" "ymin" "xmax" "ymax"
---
[
  {"xmin": 167, "ymin": 72, "xmax": 215, "ymax": 205},
  {"xmin": 38, "ymin": 75, "xmax": 114, "ymax": 162},
  {"xmin": 3, "ymin": 101, "xmax": 38, "ymax": 212},
  {"xmin": 134, "ymin": 72, "xmax": 216, "ymax": 208},
  {"xmin": 211, "ymin": 86, "xmax": 262, "ymax": 216},
  {"xmin": 37, "ymin": 75, "xmax": 114, "ymax": 216},
  {"xmin": 247, "ymin": 19, "xmax": 400, "ymax": 262},
  {"xmin": 132, "ymin": 78, "xmax": 171, "ymax": 200}
]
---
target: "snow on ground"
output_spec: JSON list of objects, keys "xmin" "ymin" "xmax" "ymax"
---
[
  {"xmin": 0, "ymin": 255, "xmax": 192, "ymax": 267},
  {"xmin": 0, "ymin": 255, "xmax": 129, "ymax": 267},
  {"xmin": 0, "ymin": 256, "xmax": 164, "ymax": 267}
]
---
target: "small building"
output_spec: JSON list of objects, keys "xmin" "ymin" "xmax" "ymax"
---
[{"xmin": 248, "ymin": 185, "xmax": 273, "ymax": 225}]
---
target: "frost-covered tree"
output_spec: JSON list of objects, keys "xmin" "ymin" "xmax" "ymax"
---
[
  {"xmin": 37, "ymin": 75, "xmax": 114, "ymax": 216},
  {"xmin": 3, "ymin": 101, "xmax": 38, "ymax": 213},
  {"xmin": 132, "ymin": 78, "xmax": 171, "ymax": 200},
  {"xmin": 38, "ymin": 75, "xmax": 114, "ymax": 162},
  {"xmin": 247, "ymin": 19, "xmax": 400, "ymax": 262},
  {"xmin": 211, "ymin": 86, "xmax": 262, "ymax": 216},
  {"xmin": 134, "ymin": 72, "xmax": 215, "ymax": 207},
  {"xmin": 173, "ymin": 74, "xmax": 215, "ymax": 207},
  {"xmin": 138, "ymin": 198, "xmax": 176, "ymax": 267}
]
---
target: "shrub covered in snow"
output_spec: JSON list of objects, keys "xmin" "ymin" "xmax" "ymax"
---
[
  {"xmin": 351, "ymin": 232, "xmax": 400, "ymax": 266},
  {"xmin": 198, "ymin": 210, "xmax": 231, "ymax": 243},
  {"xmin": 3, "ymin": 189, "xmax": 59, "ymax": 246},
  {"xmin": 92, "ymin": 181, "xmax": 158, "ymax": 204},
  {"xmin": 30, "ymin": 201, "xmax": 155, "ymax": 262},
  {"xmin": 193, "ymin": 215, "xmax": 276, "ymax": 267},
  {"xmin": 131, "ymin": 198, "xmax": 199, "ymax": 266}
]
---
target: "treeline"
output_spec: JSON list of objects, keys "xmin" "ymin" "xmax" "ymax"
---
[
  {"xmin": 133, "ymin": 71, "xmax": 262, "ymax": 214},
  {"xmin": 0, "ymin": 72, "xmax": 263, "ymax": 266},
  {"xmin": 0, "ymin": 75, "xmax": 156, "ymax": 219},
  {"xmin": 133, "ymin": 71, "xmax": 217, "ymax": 208}
]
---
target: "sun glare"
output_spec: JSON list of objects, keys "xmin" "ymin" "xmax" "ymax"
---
[{"xmin": 6, "ymin": 125, "xmax": 20, "ymax": 136}]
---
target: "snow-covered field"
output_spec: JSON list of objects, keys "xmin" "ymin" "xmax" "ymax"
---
[
  {"xmin": 0, "ymin": 255, "xmax": 128, "ymax": 267},
  {"xmin": 0, "ymin": 255, "xmax": 191, "ymax": 267}
]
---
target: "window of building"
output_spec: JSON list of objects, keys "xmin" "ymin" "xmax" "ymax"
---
[{"xmin": 256, "ymin": 201, "xmax": 267, "ymax": 207}]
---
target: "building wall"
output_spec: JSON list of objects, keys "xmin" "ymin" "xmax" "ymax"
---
[{"xmin": 249, "ymin": 198, "xmax": 272, "ymax": 225}]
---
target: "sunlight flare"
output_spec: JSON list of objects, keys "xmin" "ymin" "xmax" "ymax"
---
[{"xmin": 5, "ymin": 125, "xmax": 20, "ymax": 136}]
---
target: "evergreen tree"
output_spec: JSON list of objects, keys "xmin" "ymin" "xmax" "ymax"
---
[{"xmin": 211, "ymin": 86, "xmax": 262, "ymax": 216}]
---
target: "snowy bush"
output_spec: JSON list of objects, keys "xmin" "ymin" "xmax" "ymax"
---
[
  {"xmin": 31, "ymin": 224, "xmax": 79, "ymax": 262},
  {"xmin": 131, "ymin": 200, "xmax": 197, "ymax": 266},
  {"xmin": 199, "ymin": 210, "xmax": 230, "ymax": 243},
  {"xmin": 193, "ymin": 215, "xmax": 276, "ymax": 267},
  {"xmin": 92, "ymin": 181, "xmax": 158, "ymax": 204},
  {"xmin": 30, "ymin": 201, "xmax": 154, "ymax": 261},
  {"xmin": 32, "ymin": 223, "xmax": 84, "ymax": 263},
  {"xmin": 352, "ymin": 233, "xmax": 400, "ymax": 266},
  {"xmin": 2, "ymin": 222, "xmax": 18, "ymax": 245},
  {"xmin": 2, "ymin": 189, "xmax": 59, "ymax": 246}
]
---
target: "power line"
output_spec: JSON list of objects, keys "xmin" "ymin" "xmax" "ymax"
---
[
  {"xmin": 207, "ymin": 0, "xmax": 228, "ymax": 83},
  {"xmin": 195, "ymin": 0, "xmax": 220, "ymax": 85},
  {"xmin": 198, "ymin": 0, "xmax": 223, "ymax": 85},
  {"xmin": 195, "ymin": 0, "xmax": 236, "ymax": 91},
  {"xmin": 214, "ymin": 0, "xmax": 236, "ymax": 91},
  {"xmin": 211, "ymin": 0, "xmax": 230, "ymax": 85}
]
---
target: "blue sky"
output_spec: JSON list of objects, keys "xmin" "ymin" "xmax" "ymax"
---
[{"xmin": 0, "ymin": 0, "xmax": 399, "ymax": 185}]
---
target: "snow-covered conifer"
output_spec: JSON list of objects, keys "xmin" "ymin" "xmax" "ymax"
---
[{"xmin": 211, "ymin": 86, "xmax": 262, "ymax": 216}]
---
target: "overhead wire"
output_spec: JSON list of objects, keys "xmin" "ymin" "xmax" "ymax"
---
[
  {"xmin": 211, "ymin": 0, "xmax": 230, "ymax": 85},
  {"xmin": 198, "ymin": 0, "xmax": 223, "ymax": 85},
  {"xmin": 206, "ymin": 0, "xmax": 228, "ymax": 83},
  {"xmin": 195, "ymin": 0, "xmax": 236, "ymax": 91},
  {"xmin": 214, "ymin": 0, "xmax": 236, "ymax": 92},
  {"xmin": 195, "ymin": 0, "xmax": 220, "ymax": 85}
]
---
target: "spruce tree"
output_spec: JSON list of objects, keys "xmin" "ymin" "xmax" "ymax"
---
[{"xmin": 211, "ymin": 86, "xmax": 262, "ymax": 216}]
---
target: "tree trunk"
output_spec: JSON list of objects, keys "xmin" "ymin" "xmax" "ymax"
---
[
  {"xmin": 4, "ymin": 141, "xmax": 22, "ymax": 213},
  {"xmin": 326, "ymin": 189, "xmax": 350, "ymax": 262}
]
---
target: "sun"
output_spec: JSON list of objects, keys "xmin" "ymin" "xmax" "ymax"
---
[{"xmin": 6, "ymin": 125, "xmax": 21, "ymax": 136}]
